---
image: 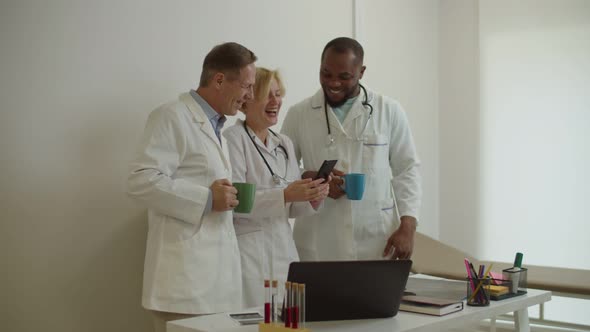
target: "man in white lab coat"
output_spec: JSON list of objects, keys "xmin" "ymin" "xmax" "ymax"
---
[
  {"xmin": 282, "ymin": 37, "xmax": 422, "ymax": 261},
  {"xmin": 127, "ymin": 42, "xmax": 256, "ymax": 332}
]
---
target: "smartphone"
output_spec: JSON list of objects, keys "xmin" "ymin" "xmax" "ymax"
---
[{"xmin": 313, "ymin": 159, "xmax": 338, "ymax": 181}]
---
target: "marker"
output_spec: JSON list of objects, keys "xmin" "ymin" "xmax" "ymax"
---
[{"xmin": 513, "ymin": 252, "xmax": 523, "ymax": 268}]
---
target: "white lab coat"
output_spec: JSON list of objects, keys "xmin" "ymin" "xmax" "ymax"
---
[
  {"xmin": 281, "ymin": 87, "xmax": 421, "ymax": 261},
  {"xmin": 127, "ymin": 92, "xmax": 241, "ymax": 314},
  {"xmin": 223, "ymin": 120, "xmax": 317, "ymax": 308}
]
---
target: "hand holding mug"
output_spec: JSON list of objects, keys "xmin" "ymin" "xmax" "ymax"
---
[
  {"xmin": 210, "ymin": 179, "xmax": 238, "ymax": 211},
  {"xmin": 327, "ymin": 169, "xmax": 346, "ymax": 199},
  {"xmin": 232, "ymin": 182, "xmax": 256, "ymax": 213},
  {"xmin": 340, "ymin": 173, "xmax": 366, "ymax": 200}
]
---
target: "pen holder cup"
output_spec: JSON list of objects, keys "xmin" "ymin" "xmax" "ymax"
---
[
  {"xmin": 502, "ymin": 267, "xmax": 528, "ymax": 294},
  {"xmin": 466, "ymin": 277, "xmax": 491, "ymax": 306}
]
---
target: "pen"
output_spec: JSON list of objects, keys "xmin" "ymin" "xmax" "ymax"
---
[
  {"xmin": 470, "ymin": 263, "xmax": 483, "ymax": 303},
  {"xmin": 478, "ymin": 265, "xmax": 486, "ymax": 302},
  {"xmin": 464, "ymin": 259, "xmax": 476, "ymax": 291},
  {"xmin": 469, "ymin": 262, "xmax": 479, "ymax": 281},
  {"xmin": 468, "ymin": 263, "xmax": 494, "ymax": 303}
]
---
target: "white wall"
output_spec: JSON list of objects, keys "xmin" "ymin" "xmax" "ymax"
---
[
  {"xmin": 439, "ymin": 0, "xmax": 590, "ymax": 325},
  {"xmin": 0, "ymin": 1, "xmax": 352, "ymax": 331},
  {"xmin": 438, "ymin": 0, "xmax": 481, "ymax": 255},
  {"xmin": 478, "ymin": 0, "xmax": 590, "ymax": 269},
  {"xmin": 439, "ymin": 0, "xmax": 590, "ymax": 270},
  {"xmin": 361, "ymin": 0, "xmax": 440, "ymax": 238}
]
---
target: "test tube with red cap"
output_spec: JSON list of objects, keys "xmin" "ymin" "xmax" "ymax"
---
[
  {"xmin": 271, "ymin": 280, "xmax": 278, "ymax": 323},
  {"xmin": 291, "ymin": 282, "xmax": 299, "ymax": 329},
  {"xmin": 298, "ymin": 283, "xmax": 306, "ymax": 329},
  {"xmin": 284, "ymin": 281, "xmax": 291, "ymax": 327},
  {"xmin": 264, "ymin": 279, "xmax": 271, "ymax": 323}
]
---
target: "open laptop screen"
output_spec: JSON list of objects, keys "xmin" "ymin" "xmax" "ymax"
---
[{"xmin": 287, "ymin": 260, "xmax": 412, "ymax": 321}]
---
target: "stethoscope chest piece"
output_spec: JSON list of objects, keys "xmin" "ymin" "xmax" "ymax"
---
[{"xmin": 272, "ymin": 174, "xmax": 283, "ymax": 185}]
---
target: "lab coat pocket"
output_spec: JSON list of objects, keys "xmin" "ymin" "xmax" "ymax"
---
[
  {"xmin": 158, "ymin": 226, "xmax": 215, "ymax": 301},
  {"xmin": 161, "ymin": 215, "xmax": 200, "ymax": 244},
  {"xmin": 233, "ymin": 218, "xmax": 262, "ymax": 236},
  {"xmin": 380, "ymin": 205, "xmax": 399, "ymax": 233},
  {"xmin": 236, "ymin": 230, "xmax": 264, "ymax": 281},
  {"xmin": 362, "ymin": 134, "xmax": 389, "ymax": 172},
  {"xmin": 354, "ymin": 205, "xmax": 388, "ymax": 259}
]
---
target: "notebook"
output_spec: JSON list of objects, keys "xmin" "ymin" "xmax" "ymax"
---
[
  {"xmin": 286, "ymin": 260, "xmax": 412, "ymax": 321},
  {"xmin": 399, "ymin": 295, "xmax": 463, "ymax": 316}
]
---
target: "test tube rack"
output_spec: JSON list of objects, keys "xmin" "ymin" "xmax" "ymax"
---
[{"xmin": 258, "ymin": 322, "xmax": 310, "ymax": 332}]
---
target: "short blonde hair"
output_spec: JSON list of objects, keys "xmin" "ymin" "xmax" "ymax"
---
[{"xmin": 253, "ymin": 67, "xmax": 286, "ymax": 102}]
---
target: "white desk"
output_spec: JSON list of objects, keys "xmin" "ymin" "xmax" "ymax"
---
[{"xmin": 168, "ymin": 284, "xmax": 551, "ymax": 332}]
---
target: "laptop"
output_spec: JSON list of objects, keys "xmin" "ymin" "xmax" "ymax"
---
[{"xmin": 286, "ymin": 260, "xmax": 412, "ymax": 321}]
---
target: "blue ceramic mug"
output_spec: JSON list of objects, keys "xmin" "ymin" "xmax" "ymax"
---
[{"xmin": 342, "ymin": 173, "xmax": 365, "ymax": 200}]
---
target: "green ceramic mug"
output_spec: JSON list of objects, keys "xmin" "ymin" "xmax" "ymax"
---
[{"xmin": 232, "ymin": 182, "xmax": 256, "ymax": 213}]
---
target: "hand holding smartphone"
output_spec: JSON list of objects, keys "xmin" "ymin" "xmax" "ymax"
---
[{"xmin": 313, "ymin": 160, "xmax": 338, "ymax": 181}]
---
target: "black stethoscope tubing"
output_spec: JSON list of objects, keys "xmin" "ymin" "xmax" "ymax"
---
[
  {"xmin": 243, "ymin": 121, "xmax": 288, "ymax": 183},
  {"xmin": 324, "ymin": 83, "xmax": 374, "ymax": 139}
]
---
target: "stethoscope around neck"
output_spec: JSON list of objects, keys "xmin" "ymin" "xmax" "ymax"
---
[
  {"xmin": 242, "ymin": 121, "xmax": 289, "ymax": 185},
  {"xmin": 325, "ymin": 83, "xmax": 374, "ymax": 146}
]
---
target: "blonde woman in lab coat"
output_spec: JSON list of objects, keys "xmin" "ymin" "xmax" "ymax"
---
[{"xmin": 223, "ymin": 68, "xmax": 330, "ymax": 308}]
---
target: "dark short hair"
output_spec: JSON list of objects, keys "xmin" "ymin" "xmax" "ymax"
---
[
  {"xmin": 321, "ymin": 37, "xmax": 364, "ymax": 65},
  {"xmin": 199, "ymin": 42, "xmax": 257, "ymax": 87}
]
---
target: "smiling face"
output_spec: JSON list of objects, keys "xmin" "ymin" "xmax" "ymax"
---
[
  {"xmin": 244, "ymin": 77, "xmax": 282, "ymax": 130},
  {"xmin": 320, "ymin": 47, "xmax": 365, "ymax": 108},
  {"xmin": 219, "ymin": 63, "xmax": 256, "ymax": 116}
]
